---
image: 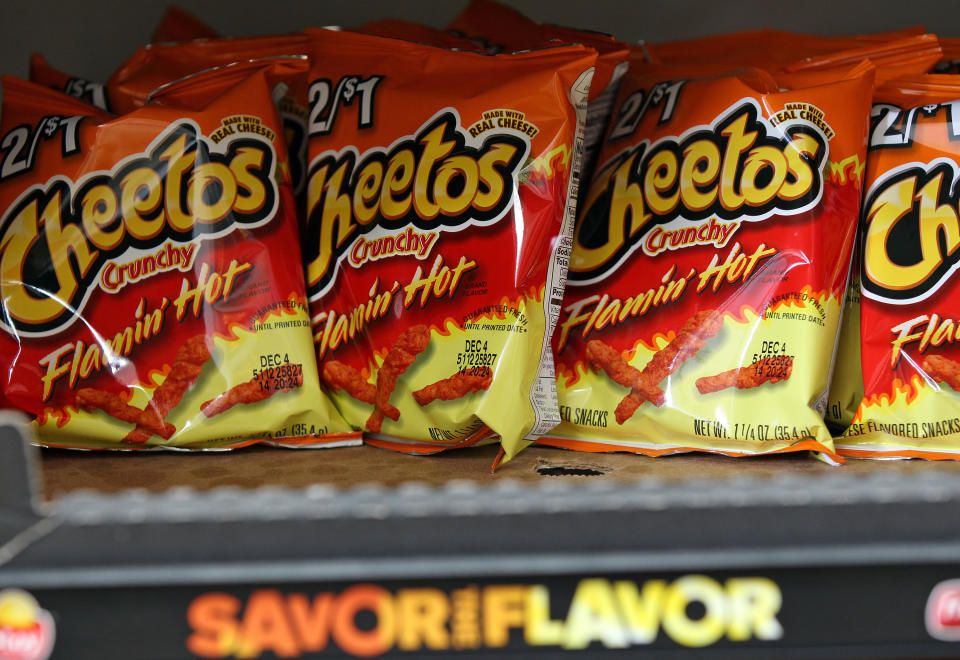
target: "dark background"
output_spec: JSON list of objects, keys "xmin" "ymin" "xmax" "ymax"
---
[{"xmin": 1, "ymin": 0, "xmax": 958, "ymax": 84}]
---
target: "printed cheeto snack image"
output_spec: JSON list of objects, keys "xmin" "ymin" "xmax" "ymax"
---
[
  {"xmin": 304, "ymin": 28, "xmax": 596, "ymax": 464},
  {"xmin": 0, "ymin": 59, "xmax": 356, "ymax": 450},
  {"xmin": 541, "ymin": 53, "xmax": 876, "ymax": 462},
  {"xmin": 836, "ymin": 74, "xmax": 960, "ymax": 459},
  {"xmin": 413, "ymin": 371, "xmax": 494, "ymax": 406},
  {"xmin": 695, "ymin": 356, "xmax": 794, "ymax": 395}
]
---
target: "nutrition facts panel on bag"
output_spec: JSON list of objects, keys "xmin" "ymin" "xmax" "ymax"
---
[{"xmin": 527, "ymin": 74, "xmax": 589, "ymax": 440}]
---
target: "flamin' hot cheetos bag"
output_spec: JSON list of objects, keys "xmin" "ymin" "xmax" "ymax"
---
[
  {"xmin": 0, "ymin": 60, "xmax": 356, "ymax": 449},
  {"xmin": 304, "ymin": 29, "xmax": 595, "ymax": 464},
  {"xmin": 838, "ymin": 74, "xmax": 960, "ymax": 459},
  {"xmin": 542, "ymin": 56, "xmax": 875, "ymax": 462}
]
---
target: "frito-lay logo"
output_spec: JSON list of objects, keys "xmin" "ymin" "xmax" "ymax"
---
[
  {"xmin": 926, "ymin": 579, "xmax": 960, "ymax": 641},
  {"xmin": 0, "ymin": 120, "xmax": 277, "ymax": 337},
  {"xmin": 185, "ymin": 576, "xmax": 781, "ymax": 657},
  {"xmin": 304, "ymin": 109, "xmax": 528, "ymax": 299},
  {"xmin": 862, "ymin": 159, "xmax": 960, "ymax": 304},
  {"xmin": 0, "ymin": 590, "xmax": 55, "ymax": 660},
  {"xmin": 571, "ymin": 98, "xmax": 828, "ymax": 285}
]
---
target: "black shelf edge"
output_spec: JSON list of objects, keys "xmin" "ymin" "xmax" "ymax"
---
[
  {"xmin": 0, "ymin": 417, "xmax": 46, "ymax": 556},
  {"xmin": 4, "ymin": 426, "xmax": 960, "ymax": 658}
]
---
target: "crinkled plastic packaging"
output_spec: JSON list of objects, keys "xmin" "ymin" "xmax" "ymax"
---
[
  {"xmin": 0, "ymin": 60, "xmax": 355, "ymax": 449},
  {"xmin": 448, "ymin": 0, "xmax": 630, "ymax": 203},
  {"xmin": 781, "ymin": 34, "xmax": 941, "ymax": 84},
  {"xmin": 354, "ymin": 19, "xmax": 481, "ymax": 50},
  {"xmin": 29, "ymin": 6, "xmax": 223, "ymax": 112},
  {"xmin": 107, "ymin": 35, "xmax": 310, "ymax": 114},
  {"xmin": 838, "ymin": 74, "xmax": 960, "ymax": 459},
  {"xmin": 543, "ymin": 57, "xmax": 875, "ymax": 462},
  {"xmin": 29, "ymin": 53, "xmax": 111, "ymax": 112},
  {"xmin": 303, "ymin": 28, "xmax": 595, "ymax": 464},
  {"xmin": 107, "ymin": 35, "xmax": 313, "ymax": 205},
  {"xmin": 812, "ymin": 39, "xmax": 942, "ymax": 433},
  {"xmin": 936, "ymin": 38, "xmax": 960, "ymax": 73}
]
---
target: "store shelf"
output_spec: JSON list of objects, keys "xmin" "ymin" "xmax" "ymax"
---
[{"xmin": 2, "ymin": 425, "xmax": 960, "ymax": 659}]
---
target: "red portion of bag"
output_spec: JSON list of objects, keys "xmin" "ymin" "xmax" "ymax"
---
[
  {"xmin": 838, "ymin": 74, "xmax": 960, "ymax": 458},
  {"xmin": 545, "ymin": 59, "xmax": 875, "ymax": 462},
  {"xmin": 0, "ymin": 60, "xmax": 354, "ymax": 449},
  {"xmin": 303, "ymin": 28, "xmax": 595, "ymax": 463},
  {"xmin": 447, "ymin": 0, "xmax": 630, "ymax": 205},
  {"xmin": 355, "ymin": 19, "xmax": 481, "ymax": 50},
  {"xmin": 781, "ymin": 34, "xmax": 941, "ymax": 84},
  {"xmin": 29, "ymin": 53, "xmax": 111, "ymax": 112},
  {"xmin": 107, "ymin": 35, "xmax": 310, "ymax": 114}
]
